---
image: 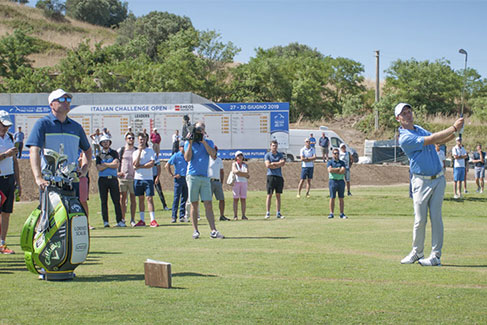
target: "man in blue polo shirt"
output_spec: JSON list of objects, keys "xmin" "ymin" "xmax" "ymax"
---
[
  {"xmin": 26, "ymin": 89, "xmax": 92, "ymax": 195},
  {"xmin": 96, "ymin": 135, "xmax": 123, "ymax": 227},
  {"xmin": 184, "ymin": 122, "xmax": 224, "ymax": 239},
  {"xmin": 396, "ymin": 102, "xmax": 463, "ymax": 267},
  {"xmin": 165, "ymin": 142, "xmax": 188, "ymax": 223},
  {"xmin": 327, "ymin": 148, "xmax": 347, "ymax": 219},
  {"xmin": 264, "ymin": 140, "xmax": 286, "ymax": 219}
]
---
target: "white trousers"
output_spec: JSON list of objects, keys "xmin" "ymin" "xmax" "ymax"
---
[{"xmin": 411, "ymin": 175, "xmax": 446, "ymax": 258}]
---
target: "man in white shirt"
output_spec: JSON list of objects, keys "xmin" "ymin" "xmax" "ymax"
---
[
  {"xmin": 132, "ymin": 133, "xmax": 158, "ymax": 227},
  {"xmin": 435, "ymin": 144, "xmax": 446, "ymax": 171},
  {"xmin": 0, "ymin": 111, "xmax": 20, "ymax": 254},
  {"xmin": 297, "ymin": 138, "xmax": 316, "ymax": 198},
  {"xmin": 208, "ymin": 146, "xmax": 229, "ymax": 221},
  {"xmin": 452, "ymin": 137, "xmax": 468, "ymax": 199}
]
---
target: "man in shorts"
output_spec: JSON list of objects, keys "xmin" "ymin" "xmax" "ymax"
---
[
  {"xmin": 133, "ymin": 133, "xmax": 158, "ymax": 227},
  {"xmin": 264, "ymin": 140, "xmax": 286, "ymax": 219},
  {"xmin": 472, "ymin": 144, "xmax": 485, "ymax": 193},
  {"xmin": 184, "ymin": 121, "xmax": 224, "ymax": 239},
  {"xmin": 0, "ymin": 111, "xmax": 20, "ymax": 254},
  {"xmin": 452, "ymin": 137, "xmax": 468, "ymax": 199},
  {"xmin": 208, "ymin": 146, "xmax": 229, "ymax": 221},
  {"xmin": 319, "ymin": 132, "xmax": 329, "ymax": 162},
  {"xmin": 339, "ymin": 143, "xmax": 353, "ymax": 196},
  {"xmin": 327, "ymin": 148, "xmax": 347, "ymax": 219},
  {"xmin": 117, "ymin": 132, "xmax": 137, "ymax": 227},
  {"xmin": 297, "ymin": 138, "xmax": 316, "ymax": 198}
]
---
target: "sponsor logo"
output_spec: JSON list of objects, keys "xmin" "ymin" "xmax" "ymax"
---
[{"xmin": 75, "ymin": 243, "xmax": 88, "ymax": 251}]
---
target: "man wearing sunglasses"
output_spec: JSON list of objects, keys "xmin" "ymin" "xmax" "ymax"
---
[
  {"xmin": 26, "ymin": 89, "xmax": 92, "ymax": 196},
  {"xmin": 117, "ymin": 132, "xmax": 137, "ymax": 227}
]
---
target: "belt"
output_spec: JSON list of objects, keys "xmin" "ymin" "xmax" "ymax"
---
[
  {"xmin": 210, "ymin": 178, "xmax": 220, "ymax": 182},
  {"xmin": 100, "ymin": 176, "xmax": 115, "ymax": 179},
  {"xmin": 0, "ymin": 174, "xmax": 13, "ymax": 179},
  {"xmin": 413, "ymin": 171, "xmax": 444, "ymax": 180}
]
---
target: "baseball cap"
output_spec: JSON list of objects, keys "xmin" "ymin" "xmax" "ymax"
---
[
  {"xmin": 340, "ymin": 143, "xmax": 346, "ymax": 148},
  {"xmin": 153, "ymin": 128, "xmax": 157, "ymax": 131},
  {"xmin": 99, "ymin": 135, "xmax": 112, "ymax": 144},
  {"xmin": 456, "ymin": 137, "xmax": 462, "ymax": 141},
  {"xmin": 394, "ymin": 103, "xmax": 411, "ymax": 117},
  {"xmin": 48, "ymin": 89, "xmax": 72, "ymax": 105},
  {"xmin": 235, "ymin": 150, "xmax": 243, "ymax": 158},
  {"xmin": 0, "ymin": 111, "xmax": 13, "ymax": 127},
  {"xmin": 304, "ymin": 138, "xmax": 310, "ymax": 142}
]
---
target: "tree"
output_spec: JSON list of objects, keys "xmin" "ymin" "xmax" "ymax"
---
[
  {"xmin": 65, "ymin": 0, "xmax": 128, "ymax": 27},
  {"xmin": 117, "ymin": 11, "xmax": 194, "ymax": 60},
  {"xmin": 383, "ymin": 58, "xmax": 462, "ymax": 115},
  {"xmin": 0, "ymin": 29, "xmax": 37, "ymax": 79},
  {"xmin": 9, "ymin": 0, "xmax": 29, "ymax": 4},
  {"xmin": 35, "ymin": 0, "xmax": 66, "ymax": 21}
]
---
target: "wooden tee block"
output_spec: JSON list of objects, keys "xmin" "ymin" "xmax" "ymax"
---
[{"xmin": 144, "ymin": 259, "xmax": 172, "ymax": 288}]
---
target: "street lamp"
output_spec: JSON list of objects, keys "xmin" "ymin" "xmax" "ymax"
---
[{"xmin": 458, "ymin": 48, "xmax": 468, "ymax": 117}]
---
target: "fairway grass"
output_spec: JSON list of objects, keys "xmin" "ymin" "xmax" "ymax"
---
[{"xmin": 1, "ymin": 184, "xmax": 486, "ymax": 324}]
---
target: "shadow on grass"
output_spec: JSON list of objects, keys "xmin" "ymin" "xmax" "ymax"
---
[
  {"xmin": 444, "ymin": 197, "xmax": 487, "ymax": 202},
  {"xmin": 88, "ymin": 251, "xmax": 122, "ymax": 255},
  {"xmin": 224, "ymin": 236, "xmax": 294, "ymax": 240},
  {"xmin": 90, "ymin": 235, "xmax": 143, "ymax": 239},
  {"xmin": 76, "ymin": 274, "xmax": 145, "ymax": 282},
  {"xmin": 443, "ymin": 264, "xmax": 487, "ymax": 268},
  {"xmin": 173, "ymin": 272, "xmax": 217, "ymax": 277}
]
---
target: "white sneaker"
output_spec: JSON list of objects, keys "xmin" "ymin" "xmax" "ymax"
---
[
  {"xmin": 130, "ymin": 220, "xmax": 136, "ymax": 227},
  {"xmin": 400, "ymin": 251, "xmax": 424, "ymax": 264},
  {"xmin": 453, "ymin": 194, "xmax": 459, "ymax": 199},
  {"xmin": 210, "ymin": 230, "xmax": 224, "ymax": 239},
  {"xmin": 481, "ymin": 189, "xmax": 484, "ymax": 194},
  {"xmin": 115, "ymin": 221, "xmax": 127, "ymax": 227},
  {"xmin": 265, "ymin": 212, "xmax": 270, "ymax": 219},
  {"xmin": 192, "ymin": 230, "xmax": 200, "ymax": 239},
  {"xmin": 418, "ymin": 255, "xmax": 441, "ymax": 266}
]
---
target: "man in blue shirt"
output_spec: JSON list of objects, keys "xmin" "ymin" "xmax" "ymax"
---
[
  {"xmin": 327, "ymin": 148, "xmax": 347, "ymax": 219},
  {"xmin": 13, "ymin": 126, "xmax": 24, "ymax": 159},
  {"xmin": 264, "ymin": 140, "xmax": 286, "ymax": 219},
  {"xmin": 96, "ymin": 135, "xmax": 123, "ymax": 227},
  {"xmin": 309, "ymin": 133, "xmax": 316, "ymax": 149},
  {"xmin": 26, "ymin": 89, "xmax": 92, "ymax": 196},
  {"xmin": 165, "ymin": 142, "xmax": 188, "ymax": 223},
  {"xmin": 184, "ymin": 122, "xmax": 224, "ymax": 239},
  {"xmin": 319, "ymin": 132, "xmax": 329, "ymax": 162},
  {"xmin": 396, "ymin": 103, "xmax": 463, "ymax": 267}
]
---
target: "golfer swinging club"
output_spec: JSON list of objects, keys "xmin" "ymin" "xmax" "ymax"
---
[{"xmin": 396, "ymin": 103, "xmax": 463, "ymax": 266}]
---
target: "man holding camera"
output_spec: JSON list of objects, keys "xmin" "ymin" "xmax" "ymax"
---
[{"xmin": 184, "ymin": 122, "xmax": 224, "ymax": 239}]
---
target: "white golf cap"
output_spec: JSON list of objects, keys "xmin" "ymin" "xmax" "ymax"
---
[
  {"xmin": 394, "ymin": 103, "xmax": 411, "ymax": 117},
  {"xmin": 340, "ymin": 143, "xmax": 346, "ymax": 148},
  {"xmin": 304, "ymin": 138, "xmax": 310, "ymax": 142},
  {"xmin": 48, "ymin": 89, "xmax": 72, "ymax": 104},
  {"xmin": 99, "ymin": 135, "xmax": 112, "ymax": 144},
  {"xmin": 235, "ymin": 150, "xmax": 244, "ymax": 157},
  {"xmin": 456, "ymin": 137, "xmax": 462, "ymax": 141},
  {"xmin": 153, "ymin": 128, "xmax": 157, "ymax": 131},
  {"xmin": 0, "ymin": 111, "xmax": 13, "ymax": 127}
]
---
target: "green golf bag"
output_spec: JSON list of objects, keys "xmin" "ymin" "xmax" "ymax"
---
[{"xmin": 21, "ymin": 148, "xmax": 90, "ymax": 280}]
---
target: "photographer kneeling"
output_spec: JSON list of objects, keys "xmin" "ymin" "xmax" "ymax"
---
[{"xmin": 184, "ymin": 122, "xmax": 224, "ymax": 239}]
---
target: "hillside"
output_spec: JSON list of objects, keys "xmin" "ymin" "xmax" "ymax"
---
[{"xmin": 0, "ymin": 0, "xmax": 116, "ymax": 68}]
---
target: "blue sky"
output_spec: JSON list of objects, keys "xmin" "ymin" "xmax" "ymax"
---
[{"xmin": 31, "ymin": 0, "xmax": 487, "ymax": 80}]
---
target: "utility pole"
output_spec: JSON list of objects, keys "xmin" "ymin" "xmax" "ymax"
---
[{"xmin": 375, "ymin": 50, "xmax": 380, "ymax": 131}]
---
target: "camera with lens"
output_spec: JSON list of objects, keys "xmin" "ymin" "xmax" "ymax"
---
[{"xmin": 187, "ymin": 123, "xmax": 204, "ymax": 142}]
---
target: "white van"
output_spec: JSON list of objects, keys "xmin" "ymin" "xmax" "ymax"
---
[{"xmin": 284, "ymin": 126, "xmax": 358, "ymax": 162}]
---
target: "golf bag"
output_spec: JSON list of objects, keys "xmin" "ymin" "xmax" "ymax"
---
[{"xmin": 21, "ymin": 147, "xmax": 89, "ymax": 280}]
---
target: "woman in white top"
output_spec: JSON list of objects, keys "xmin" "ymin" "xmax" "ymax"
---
[{"xmin": 232, "ymin": 151, "xmax": 250, "ymax": 220}]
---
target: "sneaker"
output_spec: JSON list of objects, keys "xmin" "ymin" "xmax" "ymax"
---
[
  {"xmin": 130, "ymin": 220, "xmax": 136, "ymax": 227},
  {"xmin": 347, "ymin": 192, "xmax": 352, "ymax": 196},
  {"xmin": 171, "ymin": 218, "xmax": 177, "ymax": 223},
  {"xmin": 328, "ymin": 213, "xmax": 334, "ymax": 219},
  {"xmin": 339, "ymin": 213, "xmax": 348, "ymax": 219},
  {"xmin": 179, "ymin": 218, "xmax": 185, "ymax": 222},
  {"xmin": 150, "ymin": 220, "xmax": 159, "ymax": 228},
  {"xmin": 418, "ymin": 255, "xmax": 441, "ymax": 266},
  {"xmin": 115, "ymin": 221, "xmax": 127, "ymax": 227},
  {"xmin": 163, "ymin": 206, "xmax": 171, "ymax": 211},
  {"xmin": 104, "ymin": 222, "xmax": 110, "ymax": 228},
  {"xmin": 306, "ymin": 194, "xmax": 310, "ymax": 198},
  {"xmin": 296, "ymin": 194, "xmax": 301, "ymax": 198},
  {"xmin": 276, "ymin": 213, "xmax": 285, "ymax": 219},
  {"xmin": 192, "ymin": 230, "xmax": 200, "ymax": 239},
  {"xmin": 464, "ymin": 190, "xmax": 468, "ymax": 194},
  {"xmin": 134, "ymin": 220, "xmax": 146, "ymax": 227},
  {"xmin": 89, "ymin": 225, "xmax": 95, "ymax": 230},
  {"xmin": 0, "ymin": 244, "xmax": 15, "ymax": 254},
  {"xmin": 219, "ymin": 216, "xmax": 230, "ymax": 221},
  {"xmin": 210, "ymin": 230, "xmax": 224, "ymax": 239},
  {"xmin": 242, "ymin": 216, "xmax": 248, "ymax": 220},
  {"xmin": 481, "ymin": 189, "xmax": 484, "ymax": 194},
  {"xmin": 400, "ymin": 251, "xmax": 424, "ymax": 264},
  {"xmin": 453, "ymin": 194, "xmax": 459, "ymax": 199},
  {"xmin": 476, "ymin": 187, "xmax": 480, "ymax": 193},
  {"xmin": 265, "ymin": 212, "xmax": 270, "ymax": 219}
]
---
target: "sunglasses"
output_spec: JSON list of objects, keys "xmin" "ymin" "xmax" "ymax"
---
[
  {"xmin": 126, "ymin": 137, "xmax": 134, "ymax": 140},
  {"xmin": 333, "ymin": 152, "xmax": 339, "ymax": 155},
  {"xmin": 56, "ymin": 97, "xmax": 72, "ymax": 103}
]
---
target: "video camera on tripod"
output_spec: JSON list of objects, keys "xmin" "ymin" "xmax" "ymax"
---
[{"xmin": 186, "ymin": 124, "xmax": 204, "ymax": 142}]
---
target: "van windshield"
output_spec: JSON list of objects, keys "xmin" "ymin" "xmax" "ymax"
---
[{"xmin": 331, "ymin": 137, "xmax": 342, "ymax": 148}]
